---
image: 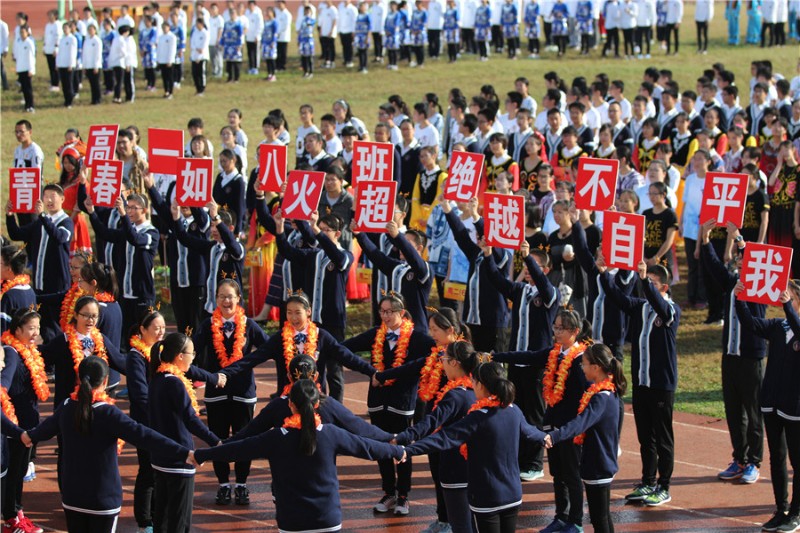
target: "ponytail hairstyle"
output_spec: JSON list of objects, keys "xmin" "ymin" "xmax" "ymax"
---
[
  {"xmin": 289, "ymin": 354, "xmax": 318, "ymax": 381},
  {"xmin": 74, "ymin": 356, "xmax": 109, "ymax": 435},
  {"xmin": 71, "ymin": 296, "xmax": 100, "ymax": 325},
  {"xmin": 80, "ymin": 262, "xmax": 119, "ymax": 299},
  {"xmin": 1, "ymin": 244, "xmax": 28, "ymax": 275},
  {"xmin": 555, "ymin": 308, "xmax": 592, "ymax": 345},
  {"xmin": 425, "ymin": 92, "xmax": 443, "ymax": 115},
  {"xmin": 428, "ymin": 307, "xmax": 472, "ymax": 342},
  {"xmin": 9, "ymin": 307, "xmax": 40, "ymax": 337},
  {"xmin": 130, "ymin": 307, "xmax": 165, "ymax": 347},
  {"xmin": 446, "ymin": 340, "xmax": 478, "ymax": 375},
  {"xmin": 150, "ymin": 332, "xmax": 190, "ymax": 377},
  {"xmin": 471, "ymin": 361, "xmax": 515, "ymax": 406},
  {"xmin": 289, "ymin": 379, "xmax": 321, "ymax": 456},
  {"xmin": 583, "ymin": 344, "xmax": 628, "ymax": 397}
]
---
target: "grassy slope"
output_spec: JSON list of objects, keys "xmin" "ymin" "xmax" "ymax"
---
[{"xmin": 1, "ymin": 5, "xmax": 795, "ymax": 418}]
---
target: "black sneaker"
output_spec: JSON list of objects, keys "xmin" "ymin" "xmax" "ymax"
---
[
  {"xmin": 215, "ymin": 485, "xmax": 232, "ymax": 505},
  {"xmin": 777, "ymin": 514, "xmax": 800, "ymax": 533},
  {"xmin": 763, "ymin": 511, "xmax": 789, "ymax": 531},
  {"xmin": 235, "ymin": 485, "xmax": 250, "ymax": 505}
]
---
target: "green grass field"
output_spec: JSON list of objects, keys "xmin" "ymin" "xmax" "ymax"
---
[{"xmin": 1, "ymin": 6, "xmax": 797, "ymax": 418}]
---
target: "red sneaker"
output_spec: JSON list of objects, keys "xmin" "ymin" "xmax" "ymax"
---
[{"xmin": 16, "ymin": 512, "xmax": 42, "ymax": 533}]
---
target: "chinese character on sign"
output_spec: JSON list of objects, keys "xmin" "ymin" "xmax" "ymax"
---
[
  {"xmin": 699, "ymin": 172, "xmax": 749, "ymax": 227},
  {"xmin": 175, "ymin": 158, "xmax": 213, "ymax": 207},
  {"xmin": 575, "ymin": 157, "xmax": 619, "ymax": 210},
  {"xmin": 356, "ymin": 180, "xmax": 398, "ymax": 232},
  {"xmin": 148, "ymin": 128, "xmax": 184, "ymax": 175},
  {"xmin": 282, "ymin": 171, "xmax": 326, "ymax": 221},
  {"xmin": 85, "ymin": 125, "xmax": 119, "ymax": 168},
  {"xmin": 444, "ymin": 152, "xmax": 484, "ymax": 202},
  {"xmin": 258, "ymin": 144, "xmax": 287, "ymax": 192},
  {"xmin": 485, "ymin": 193, "xmax": 525, "ymax": 248},
  {"xmin": 602, "ymin": 210, "xmax": 645, "ymax": 271},
  {"xmin": 352, "ymin": 141, "xmax": 393, "ymax": 188},
  {"xmin": 739, "ymin": 243, "xmax": 794, "ymax": 306},
  {"xmin": 90, "ymin": 160, "xmax": 123, "ymax": 207},
  {"xmin": 9, "ymin": 168, "xmax": 41, "ymax": 213}
]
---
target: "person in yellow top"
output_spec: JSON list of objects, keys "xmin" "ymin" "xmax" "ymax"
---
[{"xmin": 410, "ymin": 146, "xmax": 447, "ymax": 231}]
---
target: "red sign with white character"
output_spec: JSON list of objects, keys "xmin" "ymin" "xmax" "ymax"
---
[
  {"xmin": 148, "ymin": 128, "xmax": 184, "ymax": 175},
  {"xmin": 176, "ymin": 158, "xmax": 213, "ymax": 208},
  {"xmin": 602, "ymin": 211, "xmax": 645, "ymax": 271},
  {"xmin": 355, "ymin": 180, "xmax": 398, "ymax": 233},
  {"xmin": 699, "ymin": 172, "xmax": 749, "ymax": 227},
  {"xmin": 258, "ymin": 144, "xmax": 287, "ymax": 192},
  {"xmin": 575, "ymin": 157, "xmax": 619, "ymax": 210},
  {"xmin": 444, "ymin": 152, "xmax": 484, "ymax": 202},
  {"xmin": 9, "ymin": 168, "xmax": 41, "ymax": 214},
  {"xmin": 484, "ymin": 193, "xmax": 525, "ymax": 248},
  {"xmin": 281, "ymin": 171, "xmax": 326, "ymax": 221},
  {"xmin": 90, "ymin": 160, "xmax": 123, "ymax": 207},
  {"xmin": 352, "ymin": 141, "xmax": 394, "ymax": 188},
  {"xmin": 85, "ymin": 125, "xmax": 119, "ymax": 168},
  {"xmin": 739, "ymin": 243, "xmax": 794, "ymax": 306}
]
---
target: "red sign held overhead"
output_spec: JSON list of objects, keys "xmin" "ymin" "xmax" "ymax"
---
[
  {"xmin": 85, "ymin": 125, "xmax": 119, "ymax": 168},
  {"xmin": 601, "ymin": 210, "xmax": 645, "ymax": 271},
  {"xmin": 148, "ymin": 128, "xmax": 184, "ymax": 175},
  {"xmin": 575, "ymin": 157, "xmax": 619, "ymax": 211},
  {"xmin": 355, "ymin": 180, "xmax": 398, "ymax": 233},
  {"xmin": 258, "ymin": 144, "xmax": 288, "ymax": 192},
  {"xmin": 281, "ymin": 170, "xmax": 326, "ymax": 221},
  {"xmin": 444, "ymin": 151, "xmax": 484, "ymax": 202},
  {"xmin": 484, "ymin": 193, "xmax": 525, "ymax": 248},
  {"xmin": 739, "ymin": 243, "xmax": 794, "ymax": 306},
  {"xmin": 8, "ymin": 168, "xmax": 41, "ymax": 214},
  {"xmin": 699, "ymin": 172, "xmax": 749, "ymax": 228},
  {"xmin": 175, "ymin": 158, "xmax": 214, "ymax": 208},
  {"xmin": 352, "ymin": 140, "xmax": 394, "ymax": 188},
  {"xmin": 90, "ymin": 160, "xmax": 123, "ymax": 207}
]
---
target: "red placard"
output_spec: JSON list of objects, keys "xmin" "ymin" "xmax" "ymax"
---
[
  {"xmin": 258, "ymin": 144, "xmax": 288, "ymax": 192},
  {"xmin": 85, "ymin": 125, "xmax": 119, "ymax": 168},
  {"xmin": 8, "ymin": 168, "xmax": 41, "ymax": 214},
  {"xmin": 355, "ymin": 180, "xmax": 398, "ymax": 232},
  {"xmin": 281, "ymin": 170, "xmax": 326, "ymax": 221},
  {"xmin": 148, "ymin": 128, "xmax": 184, "ymax": 175},
  {"xmin": 175, "ymin": 158, "xmax": 214, "ymax": 208},
  {"xmin": 352, "ymin": 140, "xmax": 394, "ymax": 188},
  {"xmin": 90, "ymin": 160, "xmax": 123, "ymax": 207},
  {"xmin": 575, "ymin": 157, "xmax": 619, "ymax": 210},
  {"xmin": 444, "ymin": 151, "xmax": 484, "ymax": 202},
  {"xmin": 484, "ymin": 193, "xmax": 525, "ymax": 248},
  {"xmin": 699, "ymin": 171, "xmax": 749, "ymax": 227},
  {"xmin": 601, "ymin": 210, "xmax": 645, "ymax": 271},
  {"xmin": 739, "ymin": 243, "xmax": 794, "ymax": 306}
]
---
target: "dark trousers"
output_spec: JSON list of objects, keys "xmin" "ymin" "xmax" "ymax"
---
[
  {"xmin": 443, "ymin": 488, "xmax": 474, "ymax": 533},
  {"xmin": 413, "ymin": 45, "xmax": 425, "ymax": 64},
  {"xmin": 722, "ymin": 356, "xmax": 764, "ymax": 466},
  {"xmin": 86, "ymin": 69, "xmax": 101, "ymax": 104},
  {"xmin": 387, "ymin": 49, "xmax": 398, "ymax": 66},
  {"xmin": 64, "ymin": 509, "xmax": 118, "ymax": 533},
  {"xmin": 472, "ymin": 505, "xmax": 519, "ymax": 533},
  {"xmin": 448, "ymin": 42, "xmax": 459, "ymax": 61},
  {"xmin": 774, "ymin": 22, "xmax": 785, "ymax": 45},
  {"xmin": 320, "ymin": 325, "xmax": 345, "ymax": 401},
  {"xmin": 543, "ymin": 21, "xmax": 553, "ymax": 45},
  {"xmin": 321, "ymin": 36, "xmax": 336, "ymax": 62},
  {"xmin": 144, "ymin": 66, "xmax": 157, "ymax": 88},
  {"xmin": 632, "ymin": 386, "xmax": 675, "ymax": 488},
  {"xmin": 72, "ymin": 68, "xmax": 81, "ymax": 94},
  {"xmin": 636, "ymin": 25, "xmax": 651, "ymax": 54},
  {"xmin": 206, "ymin": 400, "xmax": 255, "ymax": 484},
  {"xmin": 428, "ymin": 29, "xmax": 441, "ymax": 56},
  {"xmin": 696, "ymin": 21, "xmax": 709, "ymax": 50},
  {"xmin": 226, "ymin": 61, "xmax": 241, "ymax": 81},
  {"xmin": 171, "ymin": 284, "xmax": 203, "ymax": 338},
  {"xmin": 370, "ymin": 410, "xmax": 413, "ymax": 496},
  {"xmin": 585, "ymin": 483, "xmax": 614, "ymax": 533},
  {"xmin": 103, "ymin": 69, "xmax": 114, "ymax": 92},
  {"xmin": 59, "ymin": 68, "xmax": 75, "ymax": 106},
  {"xmin": 491, "ymin": 24, "xmax": 503, "ymax": 51},
  {"xmin": 159, "ymin": 64, "xmax": 174, "ymax": 94},
  {"xmin": 46, "ymin": 53, "xmax": 59, "ymax": 86},
  {"xmin": 1, "ymin": 56, "xmax": 7, "ymax": 90},
  {"xmin": 372, "ymin": 32, "xmax": 383, "ymax": 57},
  {"xmin": 153, "ymin": 472, "xmax": 194, "ymax": 533},
  {"xmin": 622, "ymin": 27, "xmax": 635, "ymax": 55},
  {"xmin": 246, "ymin": 40, "xmax": 258, "ymax": 70},
  {"xmin": 703, "ymin": 241, "xmax": 726, "ymax": 321},
  {"xmin": 18, "ymin": 72, "xmax": 34, "ymax": 109},
  {"xmin": 528, "ymin": 37, "xmax": 541, "ymax": 53},
  {"xmin": 547, "ymin": 439, "xmax": 583, "ymax": 525},
  {"xmin": 277, "ymin": 42, "xmax": 288, "ymax": 70},
  {"xmin": 301, "ymin": 55, "xmax": 314, "ymax": 74},
  {"xmin": 555, "ymin": 34, "xmax": 568, "ymax": 54},
  {"xmin": 665, "ymin": 23, "xmax": 679, "ymax": 53},
  {"xmin": 134, "ymin": 448, "xmax": 155, "ymax": 527},
  {"xmin": 683, "ymin": 238, "xmax": 706, "ymax": 305},
  {"xmin": 429, "ymin": 451, "xmax": 449, "ymax": 522},
  {"xmin": 340, "ymin": 32, "xmax": 354, "ymax": 64},
  {"xmin": 462, "ymin": 28, "xmax": 476, "ymax": 52},
  {"xmin": 172, "ymin": 62, "xmax": 183, "ymax": 84},
  {"xmin": 603, "ymin": 28, "xmax": 619, "ymax": 56},
  {"xmin": 2, "ymin": 439, "xmax": 31, "ymax": 520},
  {"xmin": 764, "ymin": 413, "xmax": 800, "ymax": 515},
  {"xmin": 266, "ymin": 58, "xmax": 276, "ymax": 76},
  {"xmin": 191, "ymin": 60, "xmax": 207, "ymax": 93},
  {"xmin": 113, "ymin": 66, "xmax": 135, "ymax": 101},
  {"xmin": 761, "ymin": 21, "xmax": 774, "ymax": 46},
  {"xmin": 506, "ymin": 37, "xmax": 519, "ymax": 56},
  {"xmin": 509, "ymin": 365, "xmax": 545, "ymax": 471},
  {"xmin": 580, "ymin": 33, "xmax": 591, "ymax": 53},
  {"xmin": 358, "ymin": 48, "xmax": 368, "ymax": 70}
]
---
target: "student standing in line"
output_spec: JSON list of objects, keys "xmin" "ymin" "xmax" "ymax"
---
[
  {"xmin": 156, "ymin": 21, "xmax": 177, "ymax": 98},
  {"xmin": 56, "ymin": 22, "xmax": 78, "ymax": 107},
  {"xmin": 139, "ymin": 15, "xmax": 158, "ymax": 92},
  {"xmin": 13, "ymin": 25, "xmax": 35, "ymax": 113},
  {"xmin": 190, "ymin": 18, "xmax": 210, "ymax": 95},
  {"xmin": 82, "ymin": 24, "xmax": 103, "ymax": 104}
]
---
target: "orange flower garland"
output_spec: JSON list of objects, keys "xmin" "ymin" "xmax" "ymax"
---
[
  {"xmin": 573, "ymin": 377, "xmax": 616, "ymax": 445},
  {"xmin": 69, "ymin": 387, "xmax": 124, "ymax": 454},
  {"xmin": 0, "ymin": 274, "xmax": 31, "ymax": 300},
  {"xmin": 94, "ymin": 291, "xmax": 115, "ymax": 303},
  {"xmin": 1, "ymin": 331, "xmax": 50, "ymax": 402},
  {"xmin": 418, "ymin": 345, "xmax": 447, "ymax": 402},
  {"xmin": 1, "ymin": 386, "xmax": 17, "ymax": 425},
  {"xmin": 65, "ymin": 323, "xmax": 108, "ymax": 387},
  {"xmin": 60, "ymin": 284, "xmax": 84, "ymax": 331},
  {"xmin": 281, "ymin": 380, "xmax": 322, "ymax": 397},
  {"xmin": 371, "ymin": 318, "xmax": 414, "ymax": 386},
  {"xmin": 542, "ymin": 343, "xmax": 587, "ymax": 407},
  {"xmin": 282, "ymin": 413, "xmax": 322, "ymax": 429},
  {"xmin": 156, "ymin": 362, "xmax": 201, "ymax": 417},
  {"xmin": 433, "ymin": 375, "xmax": 473, "ymax": 409},
  {"xmin": 129, "ymin": 335, "xmax": 152, "ymax": 362},
  {"xmin": 211, "ymin": 307, "xmax": 247, "ymax": 368},
  {"xmin": 459, "ymin": 395, "xmax": 502, "ymax": 459},
  {"xmin": 281, "ymin": 321, "xmax": 319, "ymax": 376}
]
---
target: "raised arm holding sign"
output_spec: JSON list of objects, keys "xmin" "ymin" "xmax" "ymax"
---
[
  {"xmin": 281, "ymin": 170, "xmax": 326, "ymax": 221},
  {"xmin": 258, "ymin": 144, "xmax": 288, "ymax": 192},
  {"xmin": 699, "ymin": 171, "xmax": 749, "ymax": 227},
  {"xmin": 575, "ymin": 157, "xmax": 619, "ymax": 211},
  {"xmin": 602, "ymin": 210, "xmax": 645, "ymax": 271}
]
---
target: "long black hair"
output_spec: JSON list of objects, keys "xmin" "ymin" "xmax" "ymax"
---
[
  {"xmin": 289, "ymin": 379, "xmax": 321, "ymax": 456},
  {"xmin": 80, "ymin": 262, "xmax": 118, "ymax": 299},
  {"xmin": 428, "ymin": 307, "xmax": 472, "ymax": 342},
  {"xmin": 9, "ymin": 307, "xmax": 40, "ymax": 336},
  {"xmin": 1, "ymin": 244, "xmax": 27, "ymax": 275},
  {"xmin": 74, "ymin": 356, "xmax": 109, "ymax": 435},
  {"xmin": 555, "ymin": 308, "xmax": 592, "ymax": 345},
  {"xmin": 446, "ymin": 340, "xmax": 478, "ymax": 375},
  {"xmin": 150, "ymin": 332, "xmax": 190, "ymax": 377},
  {"xmin": 71, "ymin": 296, "xmax": 100, "ymax": 326},
  {"xmin": 472, "ymin": 361, "xmax": 515, "ymax": 407},
  {"xmin": 583, "ymin": 344, "xmax": 628, "ymax": 397}
]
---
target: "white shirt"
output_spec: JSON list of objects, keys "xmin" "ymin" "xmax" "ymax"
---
[
  {"xmin": 604, "ymin": 0, "xmax": 621, "ymax": 28},
  {"xmin": 208, "ymin": 14, "xmax": 225, "ymax": 46},
  {"xmin": 44, "ymin": 21, "xmax": 62, "ymax": 54},
  {"xmin": 156, "ymin": 31, "xmax": 178, "ymax": 64},
  {"xmin": 694, "ymin": 0, "xmax": 713, "ymax": 21},
  {"xmin": 615, "ymin": 97, "xmax": 632, "ymax": 122},
  {"xmin": 338, "ymin": 3, "xmax": 358, "ymax": 33},
  {"xmin": 56, "ymin": 34, "xmax": 78, "ymax": 68},
  {"xmin": 584, "ymin": 104, "xmax": 602, "ymax": 132},
  {"xmin": 116, "ymin": 14, "xmax": 135, "ymax": 29},
  {"xmin": 82, "ymin": 34, "xmax": 102, "ymax": 69},
  {"xmin": 246, "ymin": 6, "xmax": 265, "ymax": 40},
  {"xmin": 296, "ymin": 124, "xmax": 321, "ymax": 156},
  {"xmin": 428, "ymin": 0, "xmax": 446, "ymax": 29},
  {"xmin": 665, "ymin": 0, "xmax": 682, "ymax": 23},
  {"xmin": 121, "ymin": 34, "xmax": 138, "ymax": 68},
  {"xmin": 13, "ymin": 36, "xmax": 35, "ymax": 73},
  {"xmin": 14, "ymin": 143, "xmax": 45, "ymax": 170},
  {"xmin": 619, "ymin": 1, "xmax": 638, "ymax": 28},
  {"xmin": 325, "ymin": 135, "xmax": 344, "ymax": 155},
  {"xmin": 320, "ymin": 4, "xmax": 339, "ymax": 37},
  {"xmin": 636, "ymin": 183, "xmax": 677, "ymax": 212},
  {"xmin": 593, "ymin": 101, "xmax": 610, "ymax": 124},
  {"xmin": 0, "ymin": 20, "xmax": 8, "ymax": 54},
  {"xmin": 415, "ymin": 123, "xmax": 441, "ymax": 148},
  {"xmin": 370, "ymin": 2, "xmax": 387, "ymax": 32},
  {"xmin": 277, "ymin": 8, "xmax": 293, "ymax": 42},
  {"xmin": 498, "ymin": 113, "xmax": 519, "ymax": 134},
  {"xmin": 636, "ymin": 0, "xmax": 656, "ymax": 25},
  {"xmin": 462, "ymin": 0, "xmax": 478, "ymax": 26},
  {"xmin": 192, "ymin": 6, "xmax": 211, "ymax": 28},
  {"xmin": 190, "ymin": 27, "xmax": 210, "ymax": 61}
]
